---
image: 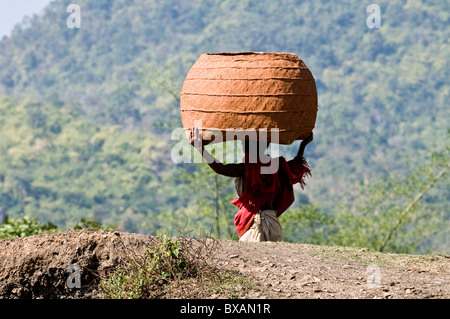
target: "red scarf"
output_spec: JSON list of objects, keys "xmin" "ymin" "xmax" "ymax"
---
[{"xmin": 231, "ymin": 155, "xmax": 311, "ymax": 238}]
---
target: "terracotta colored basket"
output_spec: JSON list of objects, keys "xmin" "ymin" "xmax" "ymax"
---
[{"xmin": 180, "ymin": 52, "xmax": 317, "ymax": 145}]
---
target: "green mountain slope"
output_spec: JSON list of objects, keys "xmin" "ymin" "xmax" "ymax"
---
[{"xmin": 0, "ymin": 95, "xmax": 176, "ymax": 232}]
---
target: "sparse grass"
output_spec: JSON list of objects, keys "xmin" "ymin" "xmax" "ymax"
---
[
  {"xmin": 209, "ymin": 273, "xmax": 264, "ymax": 299},
  {"xmin": 98, "ymin": 232, "xmax": 260, "ymax": 299},
  {"xmin": 72, "ymin": 217, "xmax": 119, "ymax": 231},
  {"xmin": 167, "ymin": 270, "xmax": 265, "ymax": 299}
]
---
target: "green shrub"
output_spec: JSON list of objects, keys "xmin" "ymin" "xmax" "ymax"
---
[
  {"xmin": 100, "ymin": 235, "xmax": 201, "ymax": 299},
  {"xmin": 0, "ymin": 215, "xmax": 58, "ymax": 239},
  {"xmin": 72, "ymin": 217, "xmax": 117, "ymax": 231}
]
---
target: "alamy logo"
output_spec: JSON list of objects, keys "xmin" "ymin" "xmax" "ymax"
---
[
  {"xmin": 66, "ymin": 264, "xmax": 81, "ymax": 289},
  {"xmin": 366, "ymin": 4, "xmax": 381, "ymax": 29},
  {"xmin": 66, "ymin": 4, "xmax": 81, "ymax": 29},
  {"xmin": 170, "ymin": 120, "xmax": 281, "ymax": 174},
  {"xmin": 366, "ymin": 264, "xmax": 381, "ymax": 288}
]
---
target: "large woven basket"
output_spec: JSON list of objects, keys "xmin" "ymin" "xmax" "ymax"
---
[{"xmin": 180, "ymin": 52, "xmax": 317, "ymax": 145}]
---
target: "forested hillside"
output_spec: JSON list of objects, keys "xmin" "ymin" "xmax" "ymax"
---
[{"xmin": 0, "ymin": 0, "xmax": 448, "ymax": 253}]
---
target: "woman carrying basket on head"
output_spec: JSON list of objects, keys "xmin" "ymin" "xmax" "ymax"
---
[{"xmin": 190, "ymin": 127, "xmax": 313, "ymax": 242}]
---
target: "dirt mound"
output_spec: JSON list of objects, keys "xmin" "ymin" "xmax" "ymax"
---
[
  {"xmin": 0, "ymin": 229, "xmax": 449, "ymax": 299},
  {"xmin": 0, "ymin": 229, "xmax": 153, "ymax": 298}
]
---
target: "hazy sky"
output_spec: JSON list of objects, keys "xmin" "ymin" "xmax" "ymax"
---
[{"xmin": 0, "ymin": 0, "xmax": 53, "ymax": 38}]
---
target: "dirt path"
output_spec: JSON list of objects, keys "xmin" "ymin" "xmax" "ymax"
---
[
  {"xmin": 0, "ymin": 229, "xmax": 448, "ymax": 299},
  {"xmin": 211, "ymin": 240, "xmax": 449, "ymax": 299}
]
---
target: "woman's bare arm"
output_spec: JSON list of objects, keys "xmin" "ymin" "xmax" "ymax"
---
[
  {"xmin": 295, "ymin": 132, "xmax": 313, "ymax": 159},
  {"xmin": 189, "ymin": 127, "xmax": 244, "ymax": 177}
]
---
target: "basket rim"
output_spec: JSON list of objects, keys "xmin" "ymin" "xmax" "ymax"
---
[{"xmin": 205, "ymin": 51, "xmax": 295, "ymax": 56}]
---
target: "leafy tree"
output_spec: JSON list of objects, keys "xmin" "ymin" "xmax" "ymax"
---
[{"xmin": 329, "ymin": 145, "xmax": 449, "ymax": 254}]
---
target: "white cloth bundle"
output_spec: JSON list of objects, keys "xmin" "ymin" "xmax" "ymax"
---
[{"xmin": 239, "ymin": 210, "xmax": 283, "ymax": 242}]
